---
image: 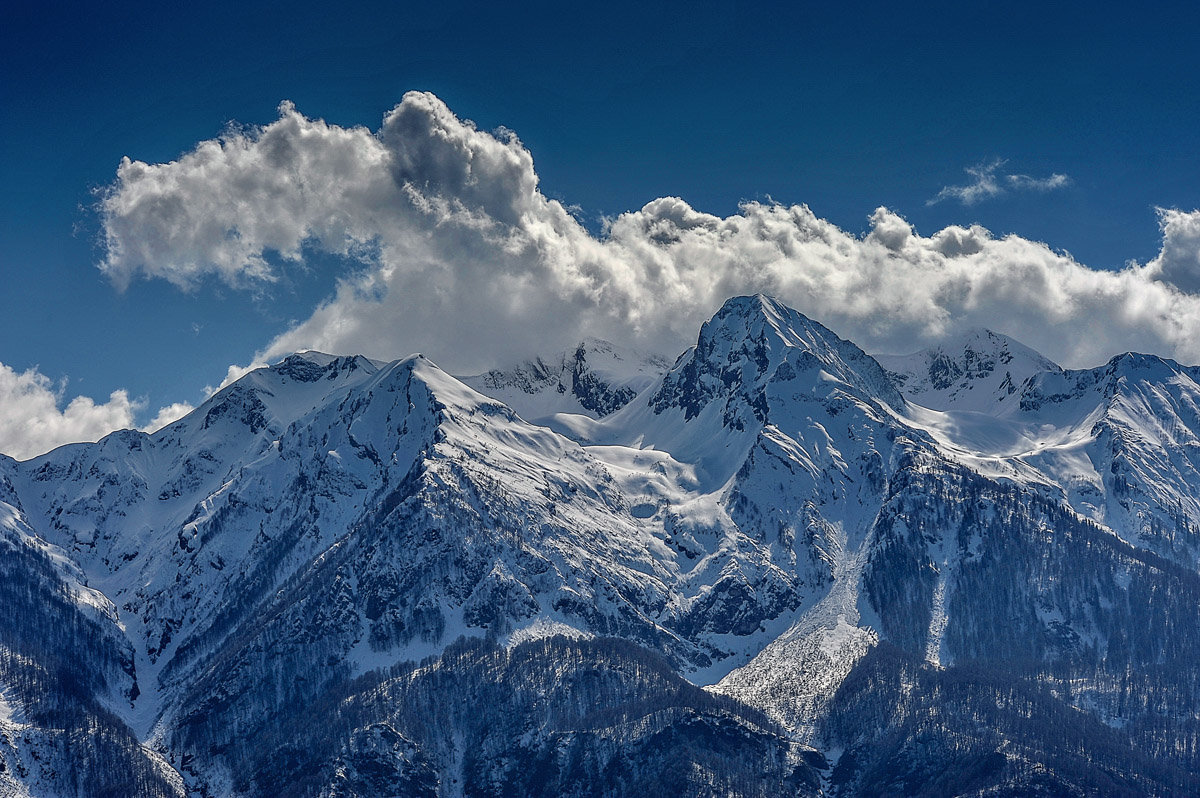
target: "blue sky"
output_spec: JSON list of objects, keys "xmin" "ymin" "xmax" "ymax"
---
[{"xmin": 3, "ymin": 0, "xmax": 1200, "ymax": 457}]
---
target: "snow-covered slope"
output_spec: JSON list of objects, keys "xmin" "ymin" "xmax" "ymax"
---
[
  {"xmin": 4, "ymin": 296, "xmax": 1200, "ymax": 796},
  {"xmin": 886, "ymin": 334, "xmax": 1200, "ymax": 569},
  {"xmin": 1012, "ymin": 353, "xmax": 1200, "ymax": 566}
]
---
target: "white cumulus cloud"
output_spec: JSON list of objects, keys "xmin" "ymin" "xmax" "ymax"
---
[
  {"xmin": 0, "ymin": 364, "xmax": 139, "ymax": 460},
  {"xmin": 0, "ymin": 365, "xmax": 202, "ymax": 460},
  {"xmin": 97, "ymin": 93, "xmax": 1200, "ymax": 378},
  {"xmin": 1144, "ymin": 207, "xmax": 1200, "ymax": 294},
  {"xmin": 143, "ymin": 402, "xmax": 196, "ymax": 433}
]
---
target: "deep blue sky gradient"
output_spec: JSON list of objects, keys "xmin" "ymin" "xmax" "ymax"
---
[{"xmin": 3, "ymin": 0, "xmax": 1199, "ymax": 413}]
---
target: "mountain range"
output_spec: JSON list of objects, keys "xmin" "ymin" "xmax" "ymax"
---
[{"xmin": 2, "ymin": 295, "xmax": 1200, "ymax": 796}]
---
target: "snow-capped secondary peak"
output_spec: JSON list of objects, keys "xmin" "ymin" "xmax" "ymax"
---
[
  {"xmin": 878, "ymin": 327, "xmax": 1061, "ymax": 413},
  {"xmin": 459, "ymin": 338, "xmax": 670, "ymax": 422},
  {"xmin": 1101, "ymin": 350, "xmax": 1199, "ymax": 387},
  {"xmin": 145, "ymin": 351, "xmax": 391, "ymax": 455},
  {"xmin": 1012, "ymin": 350, "xmax": 1200, "ymax": 417}
]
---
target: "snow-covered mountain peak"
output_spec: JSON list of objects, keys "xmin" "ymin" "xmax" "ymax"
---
[
  {"xmin": 647, "ymin": 294, "xmax": 903, "ymax": 430},
  {"xmin": 689, "ymin": 294, "xmax": 852, "ymax": 359},
  {"xmin": 879, "ymin": 327, "xmax": 1060, "ymax": 413},
  {"xmin": 273, "ymin": 351, "xmax": 385, "ymax": 380},
  {"xmin": 567, "ymin": 295, "xmax": 910, "ymax": 492}
]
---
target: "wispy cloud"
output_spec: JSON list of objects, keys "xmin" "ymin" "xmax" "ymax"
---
[
  {"xmin": 927, "ymin": 159, "xmax": 1070, "ymax": 206},
  {"xmin": 1008, "ymin": 172, "xmax": 1071, "ymax": 192},
  {"xmin": 94, "ymin": 94, "xmax": 1200, "ymax": 389}
]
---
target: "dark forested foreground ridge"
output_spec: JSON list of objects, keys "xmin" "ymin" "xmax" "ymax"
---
[{"xmin": 3, "ymin": 295, "xmax": 1200, "ymax": 795}]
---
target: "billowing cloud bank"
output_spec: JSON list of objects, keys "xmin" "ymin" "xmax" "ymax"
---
[{"xmin": 100, "ymin": 92, "xmax": 1200, "ymax": 375}]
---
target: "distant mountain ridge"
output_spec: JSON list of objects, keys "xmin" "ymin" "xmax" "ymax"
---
[
  {"xmin": 878, "ymin": 327, "xmax": 1060, "ymax": 413},
  {"xmin": 459, "ymin": 338, "xmax": 671, "ymax": 421},
  {"xmin": 3, "ymin": 295, "xmax": 1200, "ymax": 796}
]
